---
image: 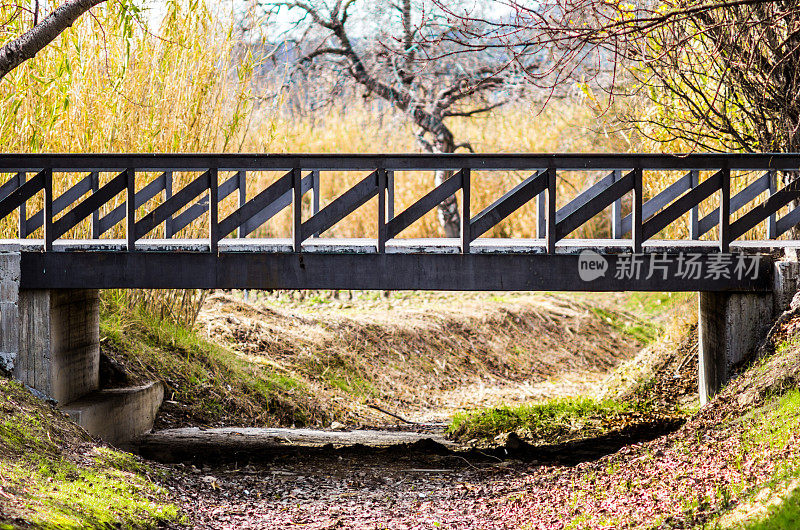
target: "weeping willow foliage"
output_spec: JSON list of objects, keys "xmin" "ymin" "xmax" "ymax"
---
[{"xmin": 0, "ymin": 0, "xmax": 261, "ymax": 324}]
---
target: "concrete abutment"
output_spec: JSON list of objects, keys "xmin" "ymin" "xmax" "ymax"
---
[
  {"xmin": 0, "ymin": 249, "xmax": 162, "ymax": 443},
  {"xmin": 698, "ymin": 253, "xmax": 800, "ymax": 404}
]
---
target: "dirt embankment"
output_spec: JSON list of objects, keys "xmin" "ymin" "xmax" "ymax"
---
[{"xmin": 193, "ymin": 291, "xmax": 651, "ymax": 425}]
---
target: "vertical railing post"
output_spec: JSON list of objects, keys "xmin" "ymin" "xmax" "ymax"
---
[
  {"xmin": 164, "ymin": 171, "xmax": 173, "ymax": 238},
  {"xmin": 611, "ymin": 169, "xmax": 622, "ymax": 239},
  {"xmin": 690, "ymin": 170, "xmax": 700, "ymax": 240},
  {"xmin": 632, "ymin": 167, "xmax": 643, "ymax": 253},
  {"xmin": 90, "ymin": 171, "xmax": 100, "ymax": 239},
  {"xmin": 377, "ymin": 168, "xmax": 387, "ymax": 253},
  {"xmin": 209, "ymin": 168, "xmax": 219, "ymax": 254},
  {"xmin": 768, "ymin": 169, "xmax": 777, "ymax": 239},
  {"xmin": 126, "ymin": 168, "xmax": 136, "ymax": 251},
  {"xmin": 237, "ymin": 171, "xmax": 246, "ymax": 238},
  {"xmin": 720, "ymin": 167, "xmax": 731, "ymax": 252},
  {"xmin": 387, "ymin": 170, "xmax": 395, "ymax": 221},
  {"xmin": 461, "ymin": 168, "xmax": 471, "ymax": 253},
  {"xmin": 17, "ymin": 172, "xmax": 26, "ymax": 238},
  {"xmin": 312, "ymin": 170, "xmax": 320, "ymax": 238},
  {"xmin": 43, "ymin": 169, "xmax": 53, "ymax": 252},
  {"xmin": 292, "ymin": 167, "xmax": 302, "ymax": 252},
  {"xmin": 537, "ymin": 188, "xmax": 546, "ymax": 239},
  {"xmin": 546, "ymin": 167, "xmax": 557, "ymax": 253}
]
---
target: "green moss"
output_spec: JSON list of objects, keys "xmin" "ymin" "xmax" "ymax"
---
[
  {"xmin": 0, "ymin": 378, "xmax": 181, "ymax": 528},
  {"xmin": 448, "ymin": 397, "xmax": 653, "ymax": 443}
]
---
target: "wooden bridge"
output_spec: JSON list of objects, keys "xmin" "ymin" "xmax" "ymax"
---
[
  {"xmin": 0, "ymin": 153, "xmax": 798, "ymax": 291},
  {"xmin": 3, "ymin": 152, "xmax": 800, "ymax": 434}
]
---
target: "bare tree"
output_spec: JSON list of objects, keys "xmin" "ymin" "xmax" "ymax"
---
[
  {"xmin": 0, "ymin": 0, "xmax": 111, "ymax": 81},
  {"xmin": 425, "ymin": 0, "xmax": 800, "ymax": 155},
  {"xmin": 255, "ymin": 0, "xmax": 524, "ymax": 236}
]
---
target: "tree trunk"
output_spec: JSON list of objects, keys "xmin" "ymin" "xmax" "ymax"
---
[{"xmin": 429, "ymin": 133, "xmax": 461, "ymax": 238}]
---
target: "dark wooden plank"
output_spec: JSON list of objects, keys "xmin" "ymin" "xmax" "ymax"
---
[
  {"xmin": 134, "ymin": 170, "xmax": 210, "ymax": 240},
  {"xmin": 209, "ymin": 169, "xmax": 219, "ymax": 253},
  {"xmin": 385, "ymin": 170, "xmax": 462, "ymax": 240},
  {"xmin": 378, "ymin": 168, "xmax": 387, "ymax": 253},
  {"xmin": 21, "ymin": 251, "xmax": 773, "ymax": 293},
  {"xmin": 641, "ymin": 170, "xmax": 722, "ymax": 241},
  {"xmin": 768, "ymin": 170, "xmax": 778, "ymax": 238},
  {"xmin": 633, "ymin": 168, "xmax": 643, "ymax": 252},
  {"xmin": 611, "ymin": 170, "xmax": 622, "ymax": 239},
  {"xmin": 50, "ymin": 171, "xmax": 127, "ymax": 240},
  {"xmin": 164, "ymin": 171, "xmax": 173, "ymax": 238},
  {"xmin": 43, "ymin": 170, "xmax": 53, "ymax": 251},
  {"xmin": 237, "ymin": 171, "xmax": 246, "ymax": 238},
  {"xmin": 217, "ymin": 170, "xmax": 292, "ymax": 239},
  {"xmin": 218, "ymin": 172, "xmax": 240, "ymax": 200},
  {"xmin": 293, "ymin": 168, "xmax": 303, "ymax": 251},
  {"xmin": 27, "ymin": 172, "xmax": 98, "ymax": 234},
  {"xmin": 386, "ymin": 170, "xmax": 394, "ymax": 221},
  {"xmin": 720, "ymin": 168, "xmax": 731, "ymax": 251},
  {"xmin": 239, "ymin": 173, "xmax": 314, "ymax": 237},
  {"xmin": 170, "ymin": 196, "xmax": 208, "ymax": 235},
  {"xmin": 302, "ymin": 170, "xmax": 378, "ymax": 241},
  {"xmin": 775, "ymin": 203, "xmax": 800, "ymax": 237},
  {"xmin": 556, "ymin": 171, "xmax": 616, "ymax": 224},
  {"xmin": 90, "ymin": 172, "xmax": 99, "ymax": 238},
  {"xmin": 7, "ymin": 152, "xmax": 800, "ymax": 173},
  {"xmin": 537, "ymin": 190, "xmax": 546, "ymax": 238},
  {"xmin": 16, "ymin": 173, "xmax": 25, "ymax": 238},
  {"xmin": 461, "ymin": 168, "xmax": 471, "ymax": 252},
  {"xmin": 697, "ymin": 170, "xmax": 771, "ymax": 237},
  {"xmin": 470, "ymin": 170, "xmax": 547, "ymax": 239},
  {"xmin": 730, "ymin": 178, "xmax": 800, "ymax": 240},
  {"xmin": 555, "ymin": 170, "xmax": 634, "ymax": 240},
  {"xmin": 0, "ymin": 169, "xmax": 45, "ymax": 221},
  {"xmin": 127, "ymin": 169, "xmax": 136, "ymax": 250},
  {"xmin": 620, "ymin": 171, "xmax": 693, "ymax": 235},
  {"xmin": 546, "ymin": 168, "xmax": 557, "ymax": 253},
  {"xmin": 0, "ymin": 173, "xmax": 20, "ymax": 203},
  {"xmin": 690, "ymin": 170, "xmax": 700, "ymax": 239},
  {"xmin": 97, "ymin": 172, "xmax": 168, "ymax": 236}
]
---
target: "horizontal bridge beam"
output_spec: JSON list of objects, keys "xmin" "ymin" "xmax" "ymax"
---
[
  {"xmin": 4, "ymin": 153, "xmax": 800, "ymax": 171},
  {"xmin": 19, "ymin": 251, "xmax": 772, "ymax": 292}
]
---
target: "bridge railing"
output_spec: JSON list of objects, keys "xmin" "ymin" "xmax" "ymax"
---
[{"xmin": 0, "ymin": 153, "xmax": 799, "ymax": 253}]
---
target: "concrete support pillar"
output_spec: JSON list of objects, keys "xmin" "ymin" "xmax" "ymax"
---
[
  {"xmin": 13, "ymin": 289, "xmax": 100, "ymax": 404},
  {"xmin": 0, "ymin": 251, "xmax": 20, "ymax": 373},
  {"xmin": 698, "ymin": 291, "xmax": 773, "ymax": 404}
]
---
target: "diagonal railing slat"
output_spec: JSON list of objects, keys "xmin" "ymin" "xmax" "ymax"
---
[
  {"xmin": 642, "ymin": 170, "xmax": 722, "ymax": 241},
  {"xmin": 166, "ymin": 173, "xmax": 243, "ymax": 237},
  {"xmin": 697, "ymin": 171, "xmax": 771, "ymax": 237},
  {"xmin": 301, "ymin": 171, "xmax": 379, "ymax": 241},
  {"xmin": 555, "ymin": 170, "xmax": 634, "ymax": 240},
  {"xmin": 776, "ymin": 205, "xmax": 800, "ymax": 237},
  {"xmin": 730, "ymin": 179, "xmax": 800, "ymax": 240},
  {"xmin": 556, "ymin": 171, "xmax": 616, "ymax": 224},
  {"xmin": 386, "ymin": 170, "xmax": 464, "ymax": 240},
  {"xmin": 240, "ymin": 172, "xmax": 314, "ymax": 238},
  {"xmin": 26, "ymin": 173, "xmax": 94, "ymax": 236},
  {"xmin": 218, "ymin": 171, "xmax": 292, "ymax": 238},
  {"xmin": 470, "ymin": 170, "xmax": 547, "ymax": 240},
  {"xmin": 51, "ymin": 171, "xmax": 127, "ymax": 240},
  {"xmin": 135, "ymin": 170, "xmax": 210, "ymax": 240},
  {"xmin": 620, "ymin": 171, "xmax": 694, "ymax": 235},
  {"xmin": 0, "ymin": 169, "xmax": 46, "ymax": 221},
  {"xmin": 98, "ymin": 172, "xmax": 168, "ymax": 236},
  {"xmin": 0, "ymin": 173, "xmax": 22, "ymax": 203}
]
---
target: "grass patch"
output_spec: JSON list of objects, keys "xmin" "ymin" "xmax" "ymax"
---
[
  {"xmin": 99, "ymin": 291, "xmax": 326, "ymax": 428},
  {"xmin": 448, "ymin": 397, "xmax": 654, "ymax": 443},
  {"xmin": 590, "ymin": 307, "xmax": 661, "ymax": 344},
  {"xmin": 0, "ymin": 378, "xmax": 182, "ymax": 529}
]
